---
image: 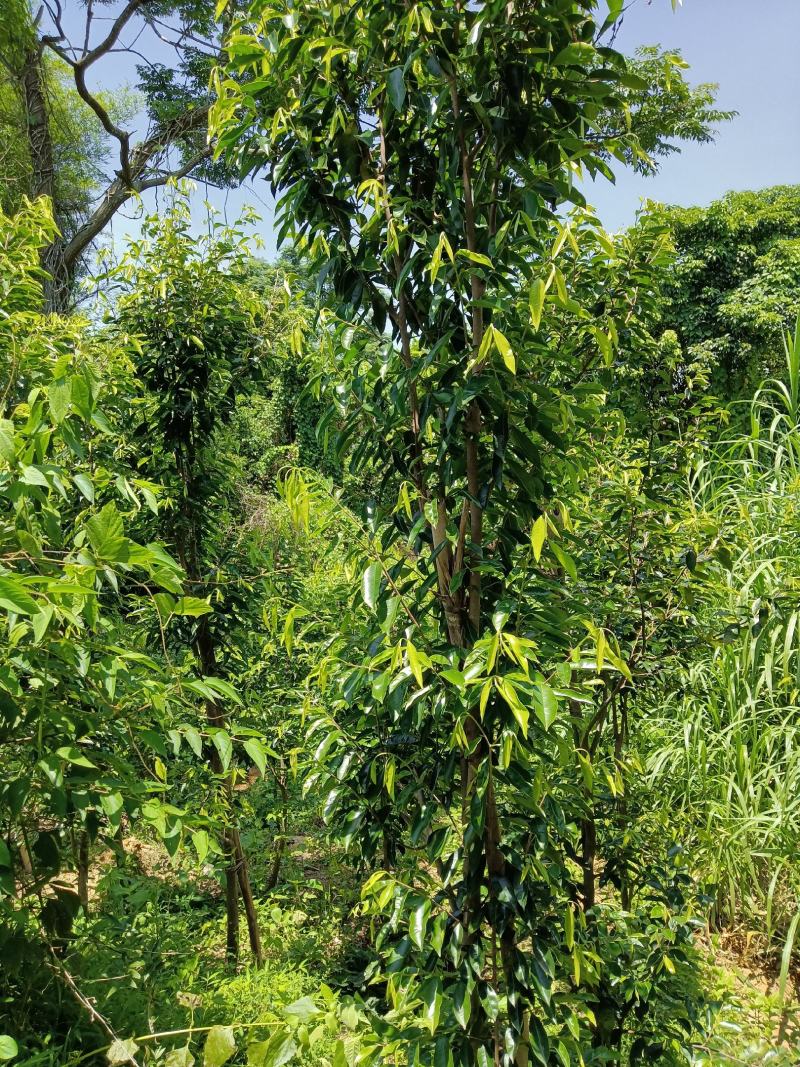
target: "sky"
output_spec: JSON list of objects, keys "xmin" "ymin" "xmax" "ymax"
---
[
  {"xmin": 57, "ymin": 0, "xmax": 800, "ymax": 258},
  {"xmin": 585, "ymin": 0, "xmax": 800, "ymax": 228}
]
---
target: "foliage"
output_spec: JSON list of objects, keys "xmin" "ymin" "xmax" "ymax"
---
[
  {"xmin": 656, "ymin": 185, "xmax": 800, "ymax": 400},
  {"xmin": 0, "ymin": 198, "xmax": 203, "ymax": 1020},
  {"xmin": 2, "ymin": 2, "xmax": 800, "ymax": 1065},
  {"xmin": 0, "ymin": 54, "xmax": 139, "ymax": 236},
  {"xmin": 641, "ymin": 318, "xmax": 800, "ymax": 956},
  {"xmin": 593, "ymin": 46, "xmax": 734, "ymax": 175},
  {"xmin": 211, "ymin": 1, "xmax": 736, "ymax": 1064}
]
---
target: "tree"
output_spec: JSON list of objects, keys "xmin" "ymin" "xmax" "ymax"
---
[
  {"xmin": 0, "ymin": 196, "xmax": 201, "ymax": 1042},
  {"xmin": 0, "ymin": 0, "xmax": 232, "ymax": 311},
  {"xmin": 655, "ymin": 185, "xmax": 800, "ymax": 401},
  {"xmin": 212, "ymin": 1, "xmax": 725, "ymax": 1062},
  {"xmin": 104, "ymin": 190, "xmax": 269, "ymax": 966}
]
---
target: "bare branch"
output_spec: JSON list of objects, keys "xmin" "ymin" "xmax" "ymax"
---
[
  {"xmin": 136, "ymin": 147, "xmax": 213, "ymax": 192},
  {"xmin": 82, "ymin": 0, "xmax": 94, "ymax": 57},
  {"xmin": 79, "ymin": 0, "xmax": 152, "ymax": 69},
  {"xmin": 61, "ymin": 102, "xmax": 212, "ymax": 273}
]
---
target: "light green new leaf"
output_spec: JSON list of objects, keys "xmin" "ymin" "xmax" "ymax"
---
[
  {"xmin": 531, "ymin": 515, "xmax": 547, "ymax": 562},
  {"xmin": 173, "ymin": 596, "xmax": 214, "ymax": 617},
  {"xmin": 529, "ymin": 278, "xmax": 546, "ymax": 329},
  {"xmin": 492, "ymin": 327, "xmax": 516, "ymax": 374},
  {"xmin": 203, "ymin": 1026, "xmax": 236, "ymax": 1067},
  {"xmin": 407, "ymin": 640, "xmax": 424, "ymax": 687},
  {"xmin": 497, "ymin": 677, "xmax": 529, "ymax": 736},
  {"xmin": 0, "ymin": 1037, "xmax": 18, "ymax": 1063},
  {"xmin": 283, "ymin": 997, "xmax": 320, "ymax": 1023}
]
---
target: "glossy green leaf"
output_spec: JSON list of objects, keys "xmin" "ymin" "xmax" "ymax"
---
[{"xmin": 362, "ymin": 562, "xmax": 381, "ymax": 610}]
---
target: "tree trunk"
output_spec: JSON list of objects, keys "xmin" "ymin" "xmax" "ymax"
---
[
  {"xmin": 232, "ymin": 828, "xmax": 263, "ymax": 964},
  {"xmin": 223, "ymin": 829, "xmax": 239, "ymax": 962},
  {"xmin": 195, "ymin": 618, "xmax": 263, "ymax": 967},
  {"xmin": 19, "ymin": 43, "xmax": 72, "ymax": 312},
  {"xmin": 77, "ymin": 830, "xmax": 90, "ymax": 913}
]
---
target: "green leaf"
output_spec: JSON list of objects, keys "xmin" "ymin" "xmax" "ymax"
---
[
  {"xmin": 409, "ymin": 896, "xmax": 431, "ymax": 950},
  {"xmin": 0, "ymin": 577, "xmax": 39, "ymax": 616},
  {"xmin": 55, "ymin": 746, "xmax": 97, "ymax": 768},
  {"xmin": 387, "ymin": 67, "xmax": 406, "ymax": 110},
  {"xmin": 107, "ymin": 1039, "xmax": 140, "ymax": 1065},
  {"xmin": 247, "ymin": 1032, "xmax": 297, "ymax": 1067},
  {"xmin": 73, "ymin": 472, "xmax": 95, "ymax": 503},
  {"xmin": 47, "ymin": 378, "xmax": 71, "ymax": 424},
  {"xmin": 531, "ymin": 515, "xmax": 547, "ymax": 562},
  {"xmin": 419, "ymin": 976, "xmax": 442, "ymax": 1034},
  {"xmin": 192, "ymin": 830, "xmax": 210, "ymax": 863},
  {"xmin": 165, "ymin": 1048, "xmax": 195, "ymax": 1067},
  {"xmin": 0, "ymin": 420, "xmax": 14, "ymax": 463},
  {"xmin": 21, "ymin": 465, "xmax": 49, "ymax": 488},
  {"xmin": 211, "ymin": 730, "xmax": 233, "ymax": 772},
  {"xmin": 85, "ymin": 503, "xmax": 128, "ymax": 562},
  {"xmin": 203, "ymin": 1026, "xmax": 236, "ymax": 1067},
  {"xmin": 362, "ymin": 562, "xmax": 381, "ymax": 610},
  {"xmin": 183, "ymin": 725, "xmax": 203, "ymax": 757},
  {"xmin": 173, "ymin": 596, "xmax": 213, "ymax": 617},
  {"xmin": 0, "ymin": 1037, "xmax": 17, "ymax": 1063},
  {"xmin": 529, "ymin": 278, "xmax": 546, "ymax": 330},
  {"xmin": 283, "ymin": 997, "xmax": 320, "ymax": 1023},
  {"xmin": 243, "ymin": 737, "xmax": 267, "ymax": 777},
  {"xmin": 535, "ymin": 682, "xmax": 558, "ymax": 731}
]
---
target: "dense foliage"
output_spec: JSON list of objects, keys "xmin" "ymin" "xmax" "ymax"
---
[{"xmin": 1, "ymin": 2, "xmax": 799, "ymax": 1066}]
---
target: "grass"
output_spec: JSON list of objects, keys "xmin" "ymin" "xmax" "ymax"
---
[{"xmin": 636, "ymin": 320, "xmax": 800, "ymax": 1029}]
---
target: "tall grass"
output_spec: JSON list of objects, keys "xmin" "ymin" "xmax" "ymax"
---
[{"xmin": 642, "ymin": 319, "xmax": 800, "ymax": 958}]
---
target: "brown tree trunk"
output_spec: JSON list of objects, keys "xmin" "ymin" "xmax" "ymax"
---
[
  {"xmin": 76, "ymin": 830, "xmax": 90, "ymax": 912},
  {"xmin": 232, "ymin": 828, "xmax": 263, "ymax": 964},
  {"xmin": 195, "ymin": 619, "xmax": 263, "ymax": 967},
  {"xmin": 222, "ymin": 829, "xmax": 239, "ymax": 962},
  {"xmin": 19, "ymin": 43, "xmax": 72, "ymax": 312}
]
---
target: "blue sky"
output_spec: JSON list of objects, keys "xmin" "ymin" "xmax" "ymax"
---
[
  {"xmin": 60, "ymin": 0, "xmax": 800, "ymax": 257},
  {"xmin": 586, "ymin": 0, "xmax": 800, "ymax": 228}
]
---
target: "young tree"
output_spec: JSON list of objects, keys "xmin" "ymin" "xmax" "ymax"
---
[
  {"xmin": 213, "ymin": 0, "xmax": 724, "ymax": 1061},
  {"xmin": 105, "ymin": 191, "xmax": 267, "ymax": 965}
]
